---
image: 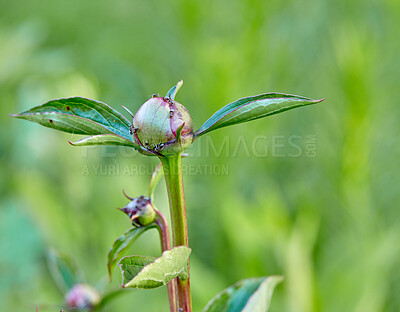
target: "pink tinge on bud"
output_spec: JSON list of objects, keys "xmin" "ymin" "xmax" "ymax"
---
[
  {"xmin": 131, "ymin": 97, "xmax": 194, "ymax": 156},
  {"xmin": 65, "ymin": 284, "xmax": 101, "ymax": 309},
  {"xmin": 118, "ymin": 206, "xmax": 137, "ymax": 221},
  {"xmin": 119, "ymin": 195, "xmax": 156, "ymax": 226}
]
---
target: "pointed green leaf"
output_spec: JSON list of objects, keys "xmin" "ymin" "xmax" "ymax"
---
[
  {"xmin": 148, "ymin": 163, "xmax": 164, "ymax": 200},
  {"xmin": 11, "ymin": 97, "xmax": 133, "ymax": 140},
  {"xmin": 202, "ymin": 276, "xmax": 283, "ymax": 312},
  {"xmin": 121, "ymin": 105, "xmax": 135, "ymax": 118},
  {"xmin": 119, "ymin": 246, "xmax": 191, "ymax": 289},
  {"xmin": 175, "ymin": 122, "xmax": 185, "ymax": 141},
  {"xmin": 194, "ymin": 93, "xmax": 324, "ymax": 138},
  {"xmin": 69, "ymin": 134, "xmax": 140, "ymax": 149},
  {"xmin": 47, "ymin": 249, "xmax": 85, "ymax": 293},
  {"xmin": 165, "ymin": 80, "xmax": 183, "ymax": 100},
  {"xmin": 107, "ymin": 226, "xmax": 156, "ymax": 281},
  {"xmin": 120, "ymin": 255, "xmax": 156, "ymax": 285},
  {"xmin": 241, "ymin": 276, "xmax": 283, "ymax": 312}
]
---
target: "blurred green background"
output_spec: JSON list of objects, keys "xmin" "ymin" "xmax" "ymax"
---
[{"xmin": 1, "ymin": 0, "xmax": 399, "ymax": 311}]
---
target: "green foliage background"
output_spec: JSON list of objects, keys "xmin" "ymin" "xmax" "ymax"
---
[{"xmin": 1, "ymin": 0, "xmax": 399, "ymax": 311}]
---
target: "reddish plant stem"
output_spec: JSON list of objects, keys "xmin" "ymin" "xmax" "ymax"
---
[
  {"xmin": 160, "ymin": 154, "xmax": 192, "ymax": 312},
  {"xmin": 155, "ymin": 210, "xmax": 178, "ymax": 312}
]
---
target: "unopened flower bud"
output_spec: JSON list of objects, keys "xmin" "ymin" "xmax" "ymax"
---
[
  {"xmin": 65, "ymin": 284, "xmax": 101, "ymax": 310},
  {"xmin": 119, "ymin": 195, "xmax": 156, "ymax": 227},
  {"xmin": 131, "ymin": 97, "xmax": 193, "ymax": 156}
]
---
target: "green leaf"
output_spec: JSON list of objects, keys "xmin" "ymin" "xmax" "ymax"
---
[
  {"xmin": 119, "ymin": 246, "xmax": 191, "ymax": 289},
  {"xmin": 241, "ymin": 276, "xmax": 283, "ymax": 312},
  {"xmin": 165, "ymin": 80, "xmax": 183, "ymax": 100},
  {"xmin": 202, "ymin": 276, "xmax": 283, "ymax": 312},
  {"xmin": 148, "ymin": 163, "xmax": 164, "ymax": 200},
  {"xmin": 11, "ymin": 97, "xmax": 133, "ymax": 141},
  {"xmin": 107, "ymin": 226, "xmax": 155, "ymax": 281},
  {"xmin": 194, "ymin": 93, "xmax": 324, "ymax": 138},
  {"xmin": 47, "ymin": 249, "xmax": 85, "ymax": 293},
  {"xmin": 119, "ymin": 255, "xmax": 156, "ymax": 285},
  {"xmin": 69, "ymin": 134, "xmax": 140, "ymax": 149}
]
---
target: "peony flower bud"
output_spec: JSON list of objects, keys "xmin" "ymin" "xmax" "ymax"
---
[
  {"xmin": 130, "ymin": 97, "xmax": 193, "ymax": 156},
  {"xmin": 119, "ymin": 195, "xmax": 156, "ymax": 227},
  {"xmin": 65, "ymin": 284, "xmax": 101, "ymax": 310}
]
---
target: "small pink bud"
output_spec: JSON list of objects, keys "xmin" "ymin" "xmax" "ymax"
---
[
  {"xmin": 132, "ymin": 97, "xmax": 193, "ymax": 156},
  {"xmin": 119, "ymin": 195, "xmax": 156, "ymax": 226},
  {"xmin": 65, "ymin": 284, "xmax": 101, "ymax": 310}
]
